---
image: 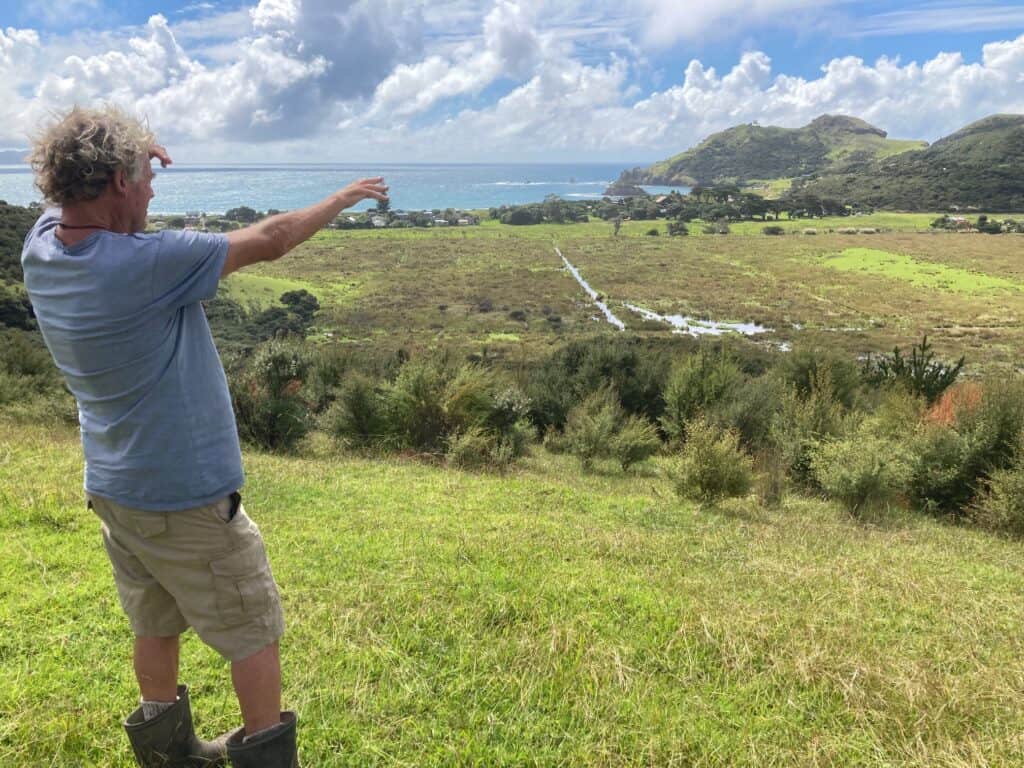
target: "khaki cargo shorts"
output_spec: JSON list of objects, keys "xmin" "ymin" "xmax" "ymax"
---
[{"xmin": 89, "ymin": 491, "xmax": 285, "ymax": 662}]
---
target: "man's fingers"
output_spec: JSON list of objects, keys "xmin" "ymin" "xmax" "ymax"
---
[{"xmin": 149, "ymin": 144, "xmax": 172, "ymax": 168}]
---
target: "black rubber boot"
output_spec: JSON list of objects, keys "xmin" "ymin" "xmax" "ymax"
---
[
  {"xmin": 226, "ymin": 712, "xmax": 299, "ymax": 768},
  {"xmin": 124, "ymin": 684, "xmax": 229, "ymax": 767}
]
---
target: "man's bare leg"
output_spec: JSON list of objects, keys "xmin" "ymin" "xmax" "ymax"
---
[
  {"xmin": 231, "ymin": 641, "xmax": 282, "ymax": 736},
  {"xmin": 134, "ymin": 635, "xmax": 180, "ymax": 702}
]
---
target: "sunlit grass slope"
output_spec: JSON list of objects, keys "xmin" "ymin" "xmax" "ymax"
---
[{"xmin": 3, "ymin": 423, "xmax": 1024, "ymax": 766}]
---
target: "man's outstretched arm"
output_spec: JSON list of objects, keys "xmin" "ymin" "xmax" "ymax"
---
[{"xmin": 222, "ymin": 177, "xmax": 388, "ymax": 277}]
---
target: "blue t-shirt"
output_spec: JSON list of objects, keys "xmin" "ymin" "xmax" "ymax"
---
[{"xmin": 22, "ymin": 210, "xmax": 244, "ymax": 511}]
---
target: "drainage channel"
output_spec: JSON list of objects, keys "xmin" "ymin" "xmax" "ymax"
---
[
  {"xmin": 624, "ymin": 303, "xmax": 771, "ymax": 338},
  {"xmin": 555, "ymin": 244, "xmax": 626, "ymax": 331}
]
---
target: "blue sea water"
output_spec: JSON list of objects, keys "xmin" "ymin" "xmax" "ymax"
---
[{"xmin": 0, "ymin": 162, "xmax": 685, "ymax": 214}]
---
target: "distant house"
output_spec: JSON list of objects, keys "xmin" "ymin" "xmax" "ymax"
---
[
  {"xmin": 457, "ymin": 218, "xmax": 470, "ymax": 226},
  {"xmin": 371, "ymin": 216, "xmax": 387, "ymax": 228},
  {"xmin": 434, "ymin": 219, "xmax": 449, "ymax": 226},
  {"xmin": 654, "ymin": 195, "xmax": 669, "ymax": 204}
]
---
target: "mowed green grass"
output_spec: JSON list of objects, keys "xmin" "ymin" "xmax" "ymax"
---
[{"xmin": 4, "ymin": 423, "xmax": 1024, "ymax": 766}]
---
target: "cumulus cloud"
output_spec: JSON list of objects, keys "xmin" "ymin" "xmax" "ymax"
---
[
  {"xmin": 4, "ymin": 1, "xmax": 1024, "ymax": 162},
  {"xmin": 25, "ymin": 0, "xmax": 427, "ymax": 144},
  {"xmin": 0, "ymin": 27, "xmax": 41, "ymax": 70},
  {"xmin": 366, "ymin": 0, "xmax": 542, "ymax": 119},
  {"xmin": 617, "ymin": 34, "xmax": 1024, "ymax": 148},
  {"xmin": 36, "ymin": 15, "xmax": 199, "ymax": 107}
]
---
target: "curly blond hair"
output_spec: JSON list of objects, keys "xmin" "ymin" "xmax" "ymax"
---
[{"xmin": 28, "ymin": 105, "xmax": 155, "ymax": 206}]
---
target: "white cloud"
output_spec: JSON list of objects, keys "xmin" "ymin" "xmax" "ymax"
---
[
  {"xmin": 3, "ymin": 2, "xmax": 1024, "ymax": 162},
  {"xmin": 21, "ymin": 0, "xmax": 102, "ymax": 27},
  {"xmin": 607, "ymin": 34, "xmax": 1024, "ymax": 152},
  {"xmin": 633, "ymin": 0, "xmax": 845, "ymax": 47},
  {"xmin": 35, "ymin": 15, "xmax": 200, "ymax": 109},
  {"xmin": 0, "ymin": 27, "xmax": 41, "ymax": 70},
  {"xmin": 854, "ymin": 3, "xmax": 1024, "ymax": 36},
  {"xmin": 366, "ymin": 0, "xmax": 543, "ymax": 119}
]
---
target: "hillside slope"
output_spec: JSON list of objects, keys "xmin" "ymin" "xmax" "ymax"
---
[
  {"xmin": 802, "ymin": 114, "xmax": 1024, "ymax": 211},
  {"xmin": 5, "ymin": 423, "xmax": 1024, "ymax": 765},
  {"xmin": 620, "ymin": 115, "xmax": 926, "ymax": 187}
]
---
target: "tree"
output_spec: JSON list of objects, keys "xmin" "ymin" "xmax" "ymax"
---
[
  {"xmin": 376, "ymin": 198, "xmax": 391, "ymax": 215},
  {"xmin": 224, "ymin": 206, "xmax": 259, "ymax": 223}
]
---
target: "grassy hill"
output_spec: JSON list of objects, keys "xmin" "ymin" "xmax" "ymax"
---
[
  {"xmin": 4, "ymin": 422, "xmax": 1024, "ymax": 765},
  {"xmin": 619, "ymin": 115, "xmax": 926, "ymax": 188},
  {"xmin": 803, "ymin": 114, "xmax": 1024, "ymax": 211}
]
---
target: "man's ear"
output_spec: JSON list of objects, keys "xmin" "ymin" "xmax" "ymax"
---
[{"xmin": 111, "ymin": 167, "xmax": 128, "ymax": 197}]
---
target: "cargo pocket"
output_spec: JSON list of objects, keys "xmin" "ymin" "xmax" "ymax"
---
[{"xmin": 210, "ymin": 541, "xmax": 272, "ymax": 627}]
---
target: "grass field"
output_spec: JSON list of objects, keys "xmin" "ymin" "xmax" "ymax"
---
[
  {"xmin": 5, "ymin": 422, "xmax": 1024, "ymax": 766},
  {"xmin": 229, "ymin": 217, "xmax": 1024, "ymax": 369}
]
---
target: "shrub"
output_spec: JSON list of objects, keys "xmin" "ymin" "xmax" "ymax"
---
[
  {"xmin": 671, "ymin": 417, "xmax": 753, "ymax": 504},
  {"xmin": 926, "ymin": 382, "xmax": 982, "ymax": 426},
  {"xmin": 527, "ymin": 337, "xmax": 670, "ymax": 432},
  {"xmin": 862, "ymin": 336, "xmax": 963, "ymax": 404},
  {"xmin": 444, "ymin": 365, "xmax": 499, "ymax": 433},
  {"xmin": 446, "ymin": 425, "xmax": 497, "ymax": 469},
  {"xmin": 645, "ymin": 228, "xmax": 660, "ymax": 237},
  {"xmin": 230, "ymin": 340, "xmax": 313, "ymax": 451},
  {"xmin": 908, "ymin": 378, "xmax": 1024, "ymax": 515},
  {"xmin": 320, "ymin": 373, "xmax": 386, "ymax": 447},
  {"xmin": 713, "ymin": 374, "xmax": 785, "ymax": 452},
  {"xmin": 754, "ymin": 449, "xmax": 787, "ymax": 508},
  {"xmin": 667, "ymin": 221, "xmax": 689, "ymax": 236},
  {"xmin": 0, "ymin": 330, "xmax": 60, "ymax": 398},
  {"xmin": 812, "ymin": 432, "xmax": 910, "ymax": 516},
  {"xmin": 702, "ymin": 220, "xmax": 730, "ymax": 235},
  {"xmin": 778, "ymin": 346, "xmax": 861, "ymax": 409},
  {"xmin": 382, "ymin": 358, "xmax": 448, "ymax": 451},
  {"xmin": 770, "ymin": 367, "xmax": 848, "ymax": 487},
  {"xmin": 443, "ymin": 365, "xmax": 533, "ymax": 462},
  {"xmin": 609, "ymin": 415, "xmax": 662, "ymax": 471},
  {"xmin": 867, "ymin": 387, "xmax": 927, "ymax": 440},
  {"xmin": 563, "ymin": 387, "xmax": 622, "ymax": 470},
  {"xmin": 660, "ymin": 349, "xmax": 744, "ymax": 443},
  {"xmin": 762, "ymin": 225, "xmax": 785, "ymax": 236},
  {"xmin": 972, "ymin": 454, "xmax": 1024, "ymax": 536}
]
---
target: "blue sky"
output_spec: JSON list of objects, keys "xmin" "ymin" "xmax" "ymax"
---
[{"xmin": 2, "ymin": 1, "xmax": 1023, "ymax": 161}]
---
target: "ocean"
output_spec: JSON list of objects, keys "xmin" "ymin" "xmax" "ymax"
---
[{"xmin": 0, "ymin": 162, "xmax": 685, "ymax": 214}]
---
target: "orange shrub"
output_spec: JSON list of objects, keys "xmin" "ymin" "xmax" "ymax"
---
[{"xmin": 927, "ymin": 382, "xmax": 983, "ymax": 426}]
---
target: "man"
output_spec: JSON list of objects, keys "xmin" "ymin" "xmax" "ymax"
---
[{"xmin": 21, "ymin": 105, "xmax": 388, "ymax": 767}]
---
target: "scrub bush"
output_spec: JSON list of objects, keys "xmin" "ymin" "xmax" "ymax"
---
[
  {"xmin": 812, "ymin": 432, "xmax": 910, "ymax": 516},
  {"xmin": 908, "ymin": 378, "xmax": 1024, "ymax": 516},
  {"xmin": 230, "ymin": 340, "xmax": 313, "ymax": 451},
  {"xmin": 660, "ymin": 349, "xmax": 743, "ymax": 443},
  {"xmin": 563, "ymin": 386, "xmax": 660, "ymax": 471},
  {"xmin": 670, "ymin": 417, "xmax": 753, "ymax": 504},
  {"xmin": 972, "ymin": 454, "xmax": 1024, "ymax": 536},
  {"xmin": 770, "ymin": 367, "xmax": 848, "ymax": 488},
  {"xmin": 320, "ymin": 373, "xmax": 386, "ymax": 448}
]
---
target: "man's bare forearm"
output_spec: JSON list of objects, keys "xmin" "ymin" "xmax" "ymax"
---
[
  {"xmin": 223, "ymin": 177, "xmax": 388, "ymax": 276},
  {"xmin": 258, "ymin": 192, "xmax": 349, "ymax": 259}
]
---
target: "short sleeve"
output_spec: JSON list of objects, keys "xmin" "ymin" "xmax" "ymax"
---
[{"xmin": 152, "ymin": 229, "xmax": 228, "ymax": 311}]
